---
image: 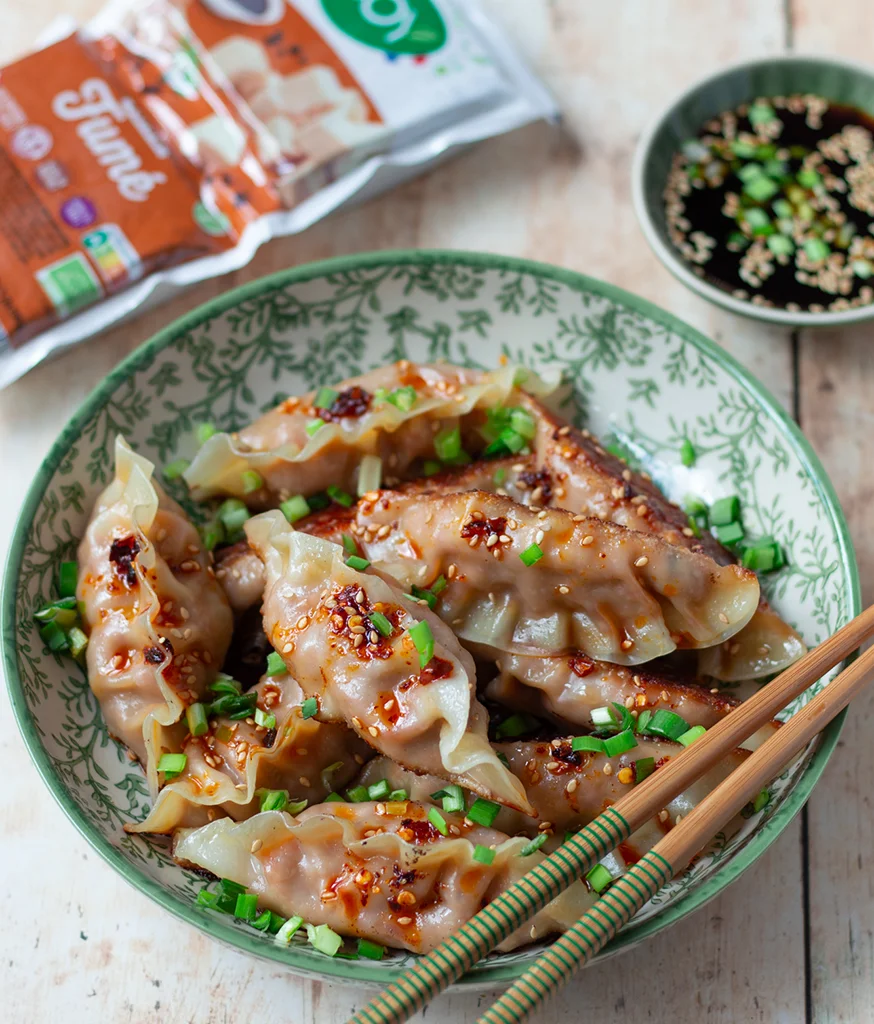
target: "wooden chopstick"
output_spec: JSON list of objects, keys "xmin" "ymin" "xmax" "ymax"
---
[
  {"xmin": 348, "ymin": 604, "xmax": 874, "ymax": 1024},
  {"xmin": 477, "ymin": 641, "xmax": 874, "ymax": 1024}
]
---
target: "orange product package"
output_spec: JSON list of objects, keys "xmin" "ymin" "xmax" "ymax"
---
[
  {"xmin": 0, "ymin": 32, "xmax": 229, "ymax": 347},
  {"xmin": 0, "ymin": 0, "xmax": 557, "ymax": 387}
]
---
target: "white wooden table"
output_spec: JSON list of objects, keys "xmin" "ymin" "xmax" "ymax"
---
[{"xmin": 1, "ymin": 2, "xmax": 871, "ymax": 1021}]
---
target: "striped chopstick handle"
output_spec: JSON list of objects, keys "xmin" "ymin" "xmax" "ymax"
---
[
  {"xmin": 349, "ymin": 806, "xmax": 631, "ymax": 1024},
  {"xmin": 478, "ymin": 850, "xmax": 675, "ymax": 1024}
]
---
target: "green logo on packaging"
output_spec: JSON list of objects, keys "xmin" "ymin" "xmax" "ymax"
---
[{"xmin": 321, "ymin": 0, "xmax": 447, "ymax": 55}]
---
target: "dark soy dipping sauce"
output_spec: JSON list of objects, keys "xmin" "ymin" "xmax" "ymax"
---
[{"xmin": 664, "ymin": 95, "xmax": 874, "ymax": 313}]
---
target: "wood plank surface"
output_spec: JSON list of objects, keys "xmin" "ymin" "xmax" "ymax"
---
[{"xmin": 0, "ymin": 1, "xmax": 838, "ymax": 1021}]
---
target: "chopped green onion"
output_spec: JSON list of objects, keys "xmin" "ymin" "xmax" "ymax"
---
[
  {"xmin": 34, "ymin": 596, "xmax": 78, "ymax": 621},
  {"xmin": 635, "ymin": 710, "xmax": 653, "ymax": 735},
  {"xmin": 241, "ymin": 470, "xmax": 263, "ymax": 495},
  {"xmin": 200, "ymin": 521, "xmax": 225, "ymax": 552},
  {"xmin": 346, "ymin": 555, "xmax": 370, "ymax": 571},
  {"xmin": 434, "ymin": 424, "xmax": 461, "ymax": 462},
  {"xmin": 428, "ymin": 806, "xmax": 449, "ymax": 836},
  {"xmin": 408, "ymin": 620, "xmax": 434, "ymax": 669},
  {"xmin": 327, "ymin": 485, "xmax": 353, "ymax": 508},
  {"xmin": 163, "ymin": 458, "xmax": 190, "ymax": 481},
  {"xmin": 251, "ymin": 910, "xmax": 273, "ymax": 932},
  {"xmin": 286, "ymin": 799, "xmax": 308, "ymax": 815},
  {"xmin": 259, "ymin": 789, "xmax": 288, "ymax": 812},
  {"xmin": 716, "ymin": 521, "xmax": 745, "ymax": 546},
  {"xmin": 324, "ymin": 792, "xmax": 345, "ymax": 803},
  {"xmin": 218, "ymin": 498, "xmax": 249, "ymax": 534},
  {"xmin": 388, "ymin": 789, "xmax": 408, "ymax": 802},
  {"xmin": 519, "ymin": 543, "xmax": 544, "ymax": 567},
  {"xmin": 767, "ymin": 234, "xmax": 794, "ymax": 257},
  {"xmin": 341, "ymin": 533, "xmax": 358, "ymax": 557},
  {"xmin": 467, "ymin": 798, "xmax": 501, "ymax": 828},
  {"xmin": 743, "ymin": 173, "xmax": 778, "ymax": 202},
  {"xmin": 519, "ymin": 834, "xmax": 548, "ymax": 856},
  {"xmin": 731, "ymin": 139, "xmax": 758, "ymax": 158},
  {"xmin": 387, "ymin": 386, "xmax": 417, "ymax": 412},
  {"xmin": 852, "ymin": 260, "xmax": 873, "ymax": 279},
  {"xmin": 680, "ymin": 439, "xmax": 696, "ymax": 467},
  {"xmin": 590, "ymin": 706, "xmax": 615, "ymax": 728},
  {"xmin": 797, "ymin": 167, "xmax": 821, "ymax": 189},
  {"xmin": 306, "ymin": 418, "xmax": 326, "ymax": 438},
  {"xmin": 186, "ymin": 703, "xmax": 209, "ymax": 737},
  {"xmin": 634, "ymin": 757, "xmax": 656, "ymax": 783},
  {"xmin": 709, "ymin": 495, "xmax": 741, "ymax": 526},
  {"xmin": 358, "ymin": 939, "xmax": 386, "ymax": 960},
  {"xmin": 255, "ymin": 708, "xmax": 276, "ymax": 730},
  {"xmin": 423, "ymin": 460, "xmax": 441, "ymax": 477},
  {"xmin": 357, "ymin": 454, "xmax": 383, "ymax": 496},
  {"xmin": 678, "ymin": 725, "xmax": 707, "ymax": 747},
  {"xmin": 753, "ymin": 788, "xmax": 770, "ymax": 812},
  {"xmin": 346, "ymin": 786, "xmax": 370, "ymax": 803},
  {"xmin": 510, "ymin": 408, "xmax": 536, "ymax": 440},
  {"xmin": 274, "ymin": 915, "xmax": 304, "ymax": 946},
  {"xmin": 158, "ymin": 753, "xmax": 187, "ymax": 779},
  {"xmin": 220, "ymin": 878, "xmax": 247, "ymax": 897},
  {"xmin": 58, "ymin": 561, "xmax": 78, "ymax": 598},
  {"xmin": 603, "ymin": 730, "xmax": 638, "ymax": 756},
  {"xmin": 431, "ymin": 575, "xmax": 448, "ymax": 595},
  {"xmin": 68, "ymin": 626, "xmax": 89, "ymax": 661},
  {"xmin": 301, "ymin": 697, "xmax": 319, "ymax": 720},
  {"xmin": 307, "ymin": 924, "xmax": 343, "ymax": 957},
  {"xmin": 743, "ymin": 207, "xmax": 770, "ymax": 230},
  {"xmin": 586, "ymin": 863, "xmax": 613, "ymax": 893},
  {"xmin": 772, "ymin": 198, "xmax": 793, "ymax": 218},
  {"xmin": 737, "ymin": 162, "xmax": 766, "ymax": 184},
  {"xmin": 196, "ymin": 422, "xmax": 217, "ymax": 445},
  {"xmin": 439, "ymin": 784, "xmax": 465, "ymax": 814},
  {"xmin": 367, "ymin": 779, "xmax": 391, "ymax": 801},
  {"xmin": 210, "ymin": 674, "xmax": 242, "ymax": 695},
  {"xmin": 498, "ymin": 427, "xmax": 527, "ymax": 454},
  {"xmin": 748, "ymin": 101, "xmax": 775, "ymax": 126},
  {"xmin": 314, "ymin": 386, "xmax": 339, "ymax": 410},
  {"xmin": 196, "ymin": 889, "xmax": 220, "ymax": 910},
  {"xmin": 495, "ymin": 713, "xmax": 538, "ymax": 740},
  {"xmin": 369, "ymin": 611, "xmax": 393, "ymax": 637},
  {"xmin": 408, "ymin": 584, "xmax": 436, "ymax": 609},
  {"xmin": 493, "ymin": 467, "xmax": 507, "ymax": 485},
  {"xmin": 308, "ymin": 493, "xmax": 331, "ymax": 511},
  {"xmin": 571, "ymin": 735, "xmax": 606, "ymax": 754},
  {"xmin": 804, "ymin": 238, "xmax": 830, "ymax": 262},
  {"xmin": 473, "ymin": 844, "xmax": 496, "ymax": 865},
  {"xmin": 266, "ymin": 651, "xmax": 286, "ymax": 676},
  {"xmin": 642, "ymin": 709, "xmax": 689, "ymax": 742},
  {"xmin": 741, "ymin": 541, "xmax": 783, "ymax": 573}
]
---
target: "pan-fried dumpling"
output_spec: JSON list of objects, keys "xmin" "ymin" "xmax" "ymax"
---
[
  {"xmin": 358, "ymin": 735, "xmax": 749, "ymax": 857},
  {"xmin": 307, "ymin": 490, "xmax": 760, "ymax": 664},
  {"xmin": 173, "ymin": 802, "xmax": 596, "ymax": 953},
  {"xmin": 245, "ymin": 510, "xmax": 532, "ymax": 813},
  {"xmin": 183, "ymin": 362, "xmax": 555, "ymax": 506},
  {"xmin": 77, "ymin": 437, "xmax": 233, "ymax": 794},
  {"xmin": 523, "ymin": 397, "xmax": 806, "ymax": 679},
  {"xmin": 129, "ymin": 673, "xmax": 372, "ymax": 834}
]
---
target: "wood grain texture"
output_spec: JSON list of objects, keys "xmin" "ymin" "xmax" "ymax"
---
[
  {"xmin": 790, "ymin": 5, "xmax": 874, "ymax": 1022},
  {"xmin": 0, "ymin": 0, "xmax": 822, "ymax": 1021}
]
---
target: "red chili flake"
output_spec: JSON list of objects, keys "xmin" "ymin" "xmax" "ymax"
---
[
  {"xmin": 399, "ymin": 656, "xmax": 453, "ymax": 691},
  {"xmin": 460, "ymin": 516, "xmax": 507, "ymax": 542},
  {"xmin": 550, "ymin": 740, "xmax": 583, "ymax": 770},
  {"xmin": 399, "ymin": 818, "xmax": 441, "ymax": 844},
  {"xmin": 144, "ymin": 646, "xmax": 165, "ymax": 665},
  {"xmin": 323, "ymin": 386, "xmax": 372, "ymax": 421},
  {"xmin": 109, "ymin": 536, "xmax": 140, "ymax": 587},
  {"xmin": 518, "ymin": 469, "xmax": 553, "ymax": 503},
  {"xmin": 568, "ymin": 654, "xmax": 596, "ymax": 678}
]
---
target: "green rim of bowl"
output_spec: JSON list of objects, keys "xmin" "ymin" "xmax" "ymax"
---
[
  {"xmin": 1, "ymin": 249, "xmax": 860, "ymax": 986},
  {"xmin": 633, "ymin": 52, "xmax": 874, "ymax": 327}
]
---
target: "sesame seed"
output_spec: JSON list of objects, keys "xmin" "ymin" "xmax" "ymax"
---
[
  {"xmin": 535, "ymin": 530, "xmax": 544, "ymax": 545},
  {"xmin": 498, "ymin": 534, "xmax": 511, "ymax": 545},
  {"xmin": 566, "ymin": 778, "xmax": 579, "ymax": 794},
  {"xmin": 486, "ymin": 534, "xmax": 498, "ymax": 548},
  {"xmin": 368, "ymin": 726, "xmax": 379, "ymax": 738},
  {"xmin": 558, "ymin": 425, "xmax": 571, "ymax": 436},
  {"xmin": 622, "ymin": 469, "xmax": 632, "ymax": 481},
  {"xmin": 251, "ymin": 839, "xmax": 263, "ymax": 853},
  {"xmin": 397, "ymin": 916, "xmax": 413, "ymax": 926},
  {"xmin": 377, "ymin": 525, "xmax": 391, "ymax": 539},
  {"xmin": 718, "ymin": 613, "xmax": 729, "ymax": 624},
  {"xmin": 546, "ymin": 761, "xmax": 560, "ymax": 771},
  {"xmin": 711, "ymin": 687, "xmax": 720, "ymax": 694},
  {"xmin": 603, "ymin": 763, "xmax": 613, "ymax": 776},
  {"xmin": 529, "ymin": 925, "xmax": 538, "ymax": 939},
  {"xmin": 537, "ymin": 510, "xmax": 548, "ymax": 520},
  {"xmin": 621, "ymin": 639, "xmax": 634, "ymax": 650},
  {"xmin": 282, "ymin": 642, "xmax": 294, "ymax": 654},
  {"xmin": 611, "ymin": 487, "xmax": 624, "ymax": 500},
  {"xmin": 634, "ymin": 556, "xmax": 649, "ymax": 568},
  {"xmin": 660, "ymin": 690, "xmax": 669, "ymax": 703},
  {"xmin": 384, "ymin": 699, "xmax": 395, "ymax": 711},
  {"xmin": 447, "ymin": 564, "xmax": 457, "ymax": 579},
  {"xmin": 299, "ymin": 776, "xmax": 310, "ymax": 787},
  {"xmin": 352, "ymin": 717, "xmax": 363, "ymax": 729},
  {"xmin": 468, "ymin": 535, "xmax": 480, "ymax": 548},
  {"xmin": 352, "ymin": 634, "xmax": 364, "ymax": 647},
  {"xmin": 658, "ymin": 809, "xmax": 670, "ymax": 823},
  {"xmin": 582, "ymin": 535, "xmax": 595, "ymax": 546},
  {"xmin": 558, "ymin": 585, "xmax": 570, "ymax": 594},
  {"xmin": 637, "ymin": 505, "xmax": 649, "ymax": 517},
  {"xmin": 624, "ymin": 695, "xmax": 635, "ymax": 709},
  {"xmin": 538, "ymin": 821, "xmax": 553, "ymax": 832},
  {"xmin": 682, "ymin": 527, "xmax": 695, "ymax": 537},
  {"xmin": 356, "ymin": 589, "xmax": 366, "ymax": 604},
  {"xmin": 572, "ymin": 514, "xmax": 586, "ymax": 523}
]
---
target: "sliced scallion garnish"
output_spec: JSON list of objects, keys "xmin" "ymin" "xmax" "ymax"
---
[
  {"xmin": 346, "ymin": 785, "xmax": 370, "ymax": 803},
  {"xmin": 434, "ymin": 424, "xmax": 461, "ymax": 462},
  {"xmin": 571, "ymin": 735, "xmax": 605, "ymax": 754},
  {"xmin": 367, "ymin": 779, "xmax": 391, "ymax": 800},
  {"xmin": 677, "ymin": 725, "xmax": 707, "ymax": 747},
  {"xmin": 255, "ymin": 708, "xmax": 276, "ymax": 730},
  {"xmin": 357, "ymin": 454, "xmax": 383, "ymax": 496},
  {"xmin": 369, "ymin": 611, "xmax": 393, "ymax": 637},
  {"xmin": 345, "ymin": 555, "xmax": 370, "ymax": 571},
  {"xmin": 467, "ymin": 798, "xmax": 500, "ymax": 828},
  {"xmin": 259, "ymin": 789, "xmax": 288, "ymax": 812},
  {"xmin": 519, "ymin": 833, "xmax": 548, "ymax": 856},
  {"xmin": 241, "ymin": 470, "xmax": 263, "ymax": 495},
  {"xmin": 519, "ymin": 543, "xmax": 544, "ymax": 567},
  {"xmin": 163, "ymin": 458, "xmax": 190, "ymax": 481},
  {"xmin": 274, "ymin": 915, "xmax": 304, "ymax": 946},
  {"xmin": 495, "ymin": 713, "xmax": 538, "ymax": 740},
  {"xmin": 305, "ymin": 418, "xmax": 326, "ymax": 438},
  {"xmin": 158, "ymin": 753, "xmax": 187, "ymax": 779},
  {"xmin": 314, "ymin": 386, "xmax": 339, "ymax": 410},
  {"xmin": 473, "ymin": 844, "xmax": 496, "ymax": 865},
  {"xmin": 586, "ymin": 863, "xmax": 613, "ymax": 893},
  {"xmin": 307, "ymin": 923, "xmax": 343, "ymax": 957},
  {"xmin": 301, "ymin": 697, "xmax": 319, "ymax": 720},
  {"xmin": 186, "ymin": 703, "xmax": 209, "ymax": 737},
  {"xmin": 603, "ymin": 730, "xmax": 637, "ymax": 756},
  {"xmin": 358, "ymin": 938, "xmax": 385, "ymax": 960},
  {"xmin": 266, "ymin": 651, "xmax": 286, "ymax": 676},
  {"xmin": 428, "ymin": 806, "xmax": 449, "ymax": 836},
  {"xmin": 327, "ymin": 484, "xmax": 353, "ymax": 508},
  {"xmin": 387, "ymin": 386, "xmax": 417, "ymax": 412},
  {"xmin": 196, "ymin": 422, "xmax": 217, "ymax": 445},
  {"xmin": 641, "ymin": 708, "xmax": 689, "ymax": 742},
  {"xmin": 680, "ymin": 439, "xmax": 696, "ymax": 467},
  {"xmin": 218, "ymin": 498, "xmax": 249, "ymax": 534},
  {"xmin": 634, "ymin": 757, "xmax": 656, "ymax": 783},
  {"xmin": 407, "ymin": 620, "xmax": 434, "ymax": 668},
  {"xmin": 58, "ymin": 561, "xmax": 78, "ymax": 598}
]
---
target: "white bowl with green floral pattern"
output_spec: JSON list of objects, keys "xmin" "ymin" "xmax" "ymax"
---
[{"xmin": 1, "ymin": 250, "xmax": 859, "ymax": 988}]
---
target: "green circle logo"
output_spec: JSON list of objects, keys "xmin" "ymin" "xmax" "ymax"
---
[{"xmin": 321, "ymin": 0, "xmax": 447, "ymax": 55}]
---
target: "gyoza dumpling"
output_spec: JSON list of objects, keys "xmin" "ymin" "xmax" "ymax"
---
[
  {"xmin": 245, "ymin": 510, "xmax": 532, "ymax": 813},
  {"xmin": 129, "ymin": 673, "xmax": 372, "ymax": 834},
  {"xmin": 307, "ymin": 490, "xmax": 760, "ymax": 664},
  {"xmin": 183, "ymin": 362, "xmax": 555, "ymax": 506},
  {"xmin": 523, "ymin": 397, "xmax": 806, "ymax": 680},
  {"xmin": 357, "ymin": 735, "xmax": 750, "ymax": 858},
  {"xmin": 173, "ymin": 802, "xmax": 596, "ymax": 953},
  {"xmin": 77, "ymin": 437, "xmax": 233, "ymax": 795}
]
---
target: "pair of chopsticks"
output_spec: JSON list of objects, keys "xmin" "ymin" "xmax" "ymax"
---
[{"xmin": 349, "ymin": 604, "xmax": 874, "ymax": 1024}]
